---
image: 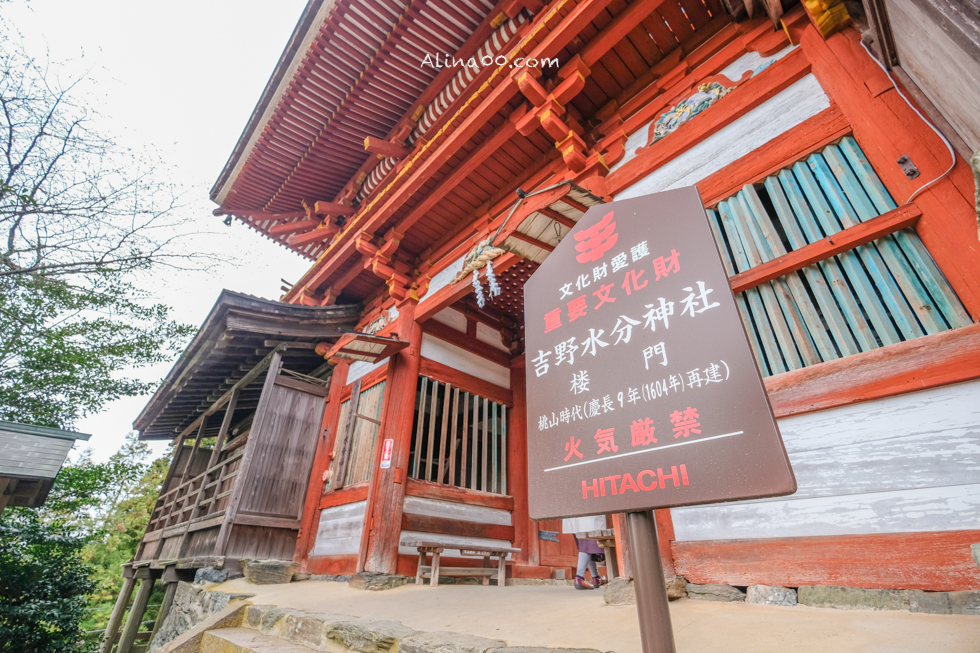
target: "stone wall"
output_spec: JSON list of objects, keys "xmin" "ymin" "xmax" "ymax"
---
[{"xmin": 148, "ymin": 582, "xmax": 254, "ymax": 652}]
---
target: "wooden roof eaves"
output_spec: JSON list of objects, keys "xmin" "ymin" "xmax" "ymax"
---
[
  {"xmin": 211, "ymin": 0, "xmax": 336, "ymax": 204},
  {"xmin": 133, "ymin": 290, "xmax": 360, "ymax": 437},
  {"xmin": 215, "ymin": 0, "xmax": 518, "ymax": 249},
  {"xmin": 281, "ymin": 0, "xmax": 626, "ymax": 302}
]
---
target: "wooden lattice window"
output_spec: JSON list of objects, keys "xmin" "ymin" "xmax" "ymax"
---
[
  {"xmin": 409, "ymin": 376, "xmax": 508, "ymax": 495},
  {"xmin": 708, "ymin": 136, "xmax": 971, "ymax": 377},
  {"xmin": 328, "ymin": 379, "xmax": 386, "ymax": 489}
]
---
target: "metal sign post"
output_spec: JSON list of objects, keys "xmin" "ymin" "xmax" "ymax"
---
[
  {"xmin": 627, "ymin": 510, "xmax": 675, "ymax": 653},
  {"xmin": 523, "ymin": 187, "xmax": 797, "ymax": 653}
]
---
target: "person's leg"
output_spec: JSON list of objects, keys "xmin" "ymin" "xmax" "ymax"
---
[
  {"xmin": 575, "ymin": 552, "xmax": 592, "ymax": 589},
  {"xmin": 588, "ymin": 558, "xmax": 599, "ymax": 578}
]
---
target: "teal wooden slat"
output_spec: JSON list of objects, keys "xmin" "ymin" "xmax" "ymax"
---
[
  {"xmin": 778, "ymin": 169, "xmax": 876, "ymax": 352},
  {"xmin": 823, "ymin": 146, "xmax": 947, "ymax": 333},
  {"xmin": 765, "ymin": 176, "xmax": 855, "ymax": 358},
  {"xmin": 890, "ymin": 230, "xmax": 973, "ymax": 328},
  {"xmin": 837, "ymin": 136, "xmax": 897, "ymax": 214},
  {"xmin": 794, "ymin": 161, "xmax": 902, "ymax": 346},
  {"xmin": 718, "ymin": 201, "xmax": 783, "ymax": 374},
  {"xmin": 706, "ymin": 209, "xmax": 736, "ymax": 277},
  {"xmin": 707, "ymin": 208, "xmax": 769, "ymax": 374},
  {"xmin": 742, "ymin": 185, "xmax": 833, "ymax": 363},
  {"xmin": 730, "ymin": 195, "xmax": 805, "ymax": 370},
  {"xmin": 822, "ymin": 145, "xmax": 881, "ymax": 220},
  {"xmin": 809, "ymin": 153, "xmax": 924, "ymax": 340},
  {"xmin": 837, "ymin": 138, "xmax": 972, "ymax": 328}
]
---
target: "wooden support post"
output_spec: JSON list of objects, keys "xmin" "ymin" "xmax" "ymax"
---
[
  {"xmin": 431, "ymin": 551, "xmax": 442, "ymax": 587},
  {"xmin": 115, "ymin": 568, "xmax": 154, "ymax": 653},
  {"xmin": 416, "ymin": 550, "xmax": 427, "ymax": 585},
  {"xmin": 508, "ymin": 356, "xmax": 534, "ymax": 566},
  {"xmin": 98, "ymin": 566, "xmax": 135, "ymax": 653},
  {"xmin": 148, "ymin": 579, "xmax": 178, "ymax": 645},
  {"xmin": 296, "ymin": 360, "xmax": 350, "ymax": 568},
  {"xmin": 362, "ymin": 299, "xmax": 423, "ymax": 574}
]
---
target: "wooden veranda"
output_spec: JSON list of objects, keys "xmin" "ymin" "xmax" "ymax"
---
[{"xmin": 99, "ymin": 291, "xmax": 359, "ymax": 653}]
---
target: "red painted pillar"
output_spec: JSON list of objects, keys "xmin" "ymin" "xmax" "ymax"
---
[
  {"xmin": 508, "ymin": 355, "xmax": 534, "ymax": 566},
  {"xmin": 361, "ymin": 299, "xmax": 423, "ymax": 574},
  {"xmin": 295, "ymin": 360, "xmax": 350, "ymax": 570},
  {"xmin": 655, "ymin": 508, "xmax": 677, "ymax": 578}
]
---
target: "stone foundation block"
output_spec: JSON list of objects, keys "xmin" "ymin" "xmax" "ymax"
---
[
  {"xmin": 492, "ymin": 649, "xmax": 605, "ymax": 653},
  {"xmin": 909, "ymin": 590, "xmax": 952, "ymax": 614},
  {"xmin": 602, "ymin": 578, "xmax": 634, "ymax": 605},
  {"xmin": 666, "ymin": 576, "xmax": 688, "ymax": 600},
  {"xmin": 328, "ymin": 620, "xmax": 415, "ymax": 653},
  {"xmin": 949, "ymin": 590, "xmax": 980, "ymax": 616},
  {"xmin": 797, "ymin": 586, "xmax": 909, "ymax": 611},
  {"xmin": 241, "ymin": 559, "xmax": 300, "ymax": 585},
  {"xmin": 687, "ymin": 583, "xmax": 745, "ymax": 602},
  {"xmin": 349, "ymin": 572, "xmax": 411, "ymax": 591},
  {"xmin": 400, "ymin": 630, "xmax": 505, "ymax": 653},
  {"xmin": 193, "ymin": 567, "xmax": 227, "ymax": 585},
  {"xmin": 746, "ymin": 585, "xmax": 797, "ymax": 606}
]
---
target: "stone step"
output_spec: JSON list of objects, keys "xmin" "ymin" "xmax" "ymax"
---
[{"xmin": 201, "ymin": 627, "xmax": 318, "ymax": 653}]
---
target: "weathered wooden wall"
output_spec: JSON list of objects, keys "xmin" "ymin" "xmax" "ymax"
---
[
  {"xmin": 240, "ymin": 380, "xmax": 325, "ymax": 520},
  {"xmin": 396, "ymin": 481, "xmax": 515, "ymax": 564},
  {"xmin": 884, "ymin": 0, "xmax": 980, "ymax": 151}
]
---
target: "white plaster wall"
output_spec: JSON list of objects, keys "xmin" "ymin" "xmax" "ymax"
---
[
  {"xmin": 312, "ymin": 500, "xmax": 366, "ymax": 556},
  {"xmin": 671, "ymin": 380, "xmax": 980, "ymax": 541},
  {"xmin": 420, "ymin": 333, "xmax": 511, "ymax": 389},
  {"xmin": 613, "ymin": 74, "xmax": 830, "ymax": 199}
]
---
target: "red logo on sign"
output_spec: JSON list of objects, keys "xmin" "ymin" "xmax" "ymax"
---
[
  {"xmin": 380, "ymin": 438, "xmax": 394, "ymax": 469},
  {"xmin": 574, "ymin": 211, "xmax": 618, "ymax": 263}
]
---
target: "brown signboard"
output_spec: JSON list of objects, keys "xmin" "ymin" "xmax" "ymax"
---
[{"xmin": 524, "ymin": 186, "xmax": 796, "ymax": 520}]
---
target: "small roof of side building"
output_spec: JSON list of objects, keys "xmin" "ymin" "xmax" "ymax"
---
[
  {"xmin": 0, "ymin": 421, "xmax": 91, "ymax": 511},
  {"xmin": 134, "ymin": 290, "xmax": 361, "ymax": 441}
]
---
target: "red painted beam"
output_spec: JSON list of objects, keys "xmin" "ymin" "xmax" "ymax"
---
[
  {"xmin": 267, "ymin": 218, "xmax": 319, "ymax": 236},
  {"xmin": 287, "ymin": 225, "xmax": 339, "ymax": 247},
  {"xmin": 313, "ymin": 201, "xmax": 357, "ymax": 216},
  {"xmin": 507, "ymin": 230, "xmax": 555, "ymax": 252},
  {"xmin": 729, "ymin": 204, "xmax": 922, "ymax": 293},
  {"xmin": 765, "ymin": 322, "xmax": 980, "ymax": 418},
  {"xmin": 579, "ymin": 0, "xmax": 668, "ymax": 66},
  {"xmin": 422, "ymin": 319, "xmax": 512, "ymax": 367},
  {"xmin": 537, "ymin": 205, "xmax": 577, "ymax": 229},
  {"xmin": 364, "ymin": 136, "xmax": 410, "ymax": 158},
  {"xmin": 672, "ymin": 530, "xmax": 980, "ymax": 592}
]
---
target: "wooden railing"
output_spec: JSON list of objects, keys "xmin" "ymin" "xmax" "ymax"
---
[{"xmin": 145, "ymin": 447, "xmax": 245, "ymax": 536}]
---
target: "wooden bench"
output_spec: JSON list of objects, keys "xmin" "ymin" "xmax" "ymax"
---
[
  {"xmin": 402, "ymin": 540, "xmax": 520, "ymax": 588},
  {"xmin": 575, "ymin": 529, "xmax": 619, "ymax": 579}
]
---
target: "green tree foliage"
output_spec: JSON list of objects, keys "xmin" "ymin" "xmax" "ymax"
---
[
  {"xmin": 0, "ymin": 20, "xmax": 199, "ymax": 428},
  {"xmin": 32, "ymin": 434, "xmax": 170, "ymax": 616},
  {"xmin": 0, "ymin": 512, "xmax": 94, "ymax": 653}
]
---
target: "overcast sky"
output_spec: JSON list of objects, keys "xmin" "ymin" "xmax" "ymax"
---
[{"xmin": 7, "ymin": 1, "xmax": 314, "ymax": 461}]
